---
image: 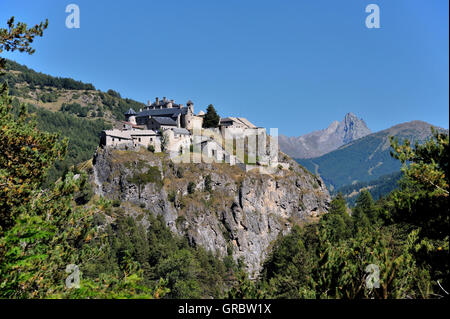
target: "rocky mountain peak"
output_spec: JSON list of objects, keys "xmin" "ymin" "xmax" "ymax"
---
[
  {"xmin": 279, "ymin": 113, "xmax": 372, "ymax": 159},
  {"xmin": 340, "ymin": 112, "xmax": 371, "ymax": 144},
  {"xmin": 326, "ymin": 120, "xmax": 340, "ymax": 132}
]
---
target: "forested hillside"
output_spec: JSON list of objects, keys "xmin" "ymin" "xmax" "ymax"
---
[
  {"xmin": 0, "ymin": 59, "xmax": 148, "ymax": 181},
  {"xmin": 335, "ymin": 171, "xmax": 402, "ymax": 206}
]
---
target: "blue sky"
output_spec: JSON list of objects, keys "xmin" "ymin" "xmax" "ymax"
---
[{"xmin": 1, "ymin": 0, "xmax": 448, "ymax": 136}]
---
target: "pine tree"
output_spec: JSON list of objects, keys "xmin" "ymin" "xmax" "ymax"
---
[
  {"xmin": 389, "ymin": 129, "xmax": 449, "ymax": 293},
  {"xmin": 320, "ymin": 193, "xmax": 353, "ymax": 241},
  {"xmin": 0, "ymin": 16, "xmax": 57, "ymax": 230},
  {"xmin": 352, "ymin": 190, "xmax": 377, "ymax": 227},
  {"xmin": 0, "ymin": 16, "xmax": 48, "ymax": 77},
  {"xmin": 202, "ymin": 104, "xmax": 220, "ymax": 128}
]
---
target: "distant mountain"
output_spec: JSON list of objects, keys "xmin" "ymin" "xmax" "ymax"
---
[
  {"xmin": 297, "ymin": 120, "xmax": 448, "ymax": 191},
  {"xmin": 279, "ymin": 113, "xmax": 371, "ymax": 159}
]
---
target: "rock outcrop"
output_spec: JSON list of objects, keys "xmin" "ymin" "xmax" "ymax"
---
[{"xmin": 91, "ymin": 147, "xmax": 330, "ymax": 277}]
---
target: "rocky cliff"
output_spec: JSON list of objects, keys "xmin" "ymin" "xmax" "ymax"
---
[
  {"xmin": 90, "ymin": 147, "xmax": 330, "ymax": 277},
  {"xmin": 279, "ymin": 112, "xmax": 371, "ymax": 159}
]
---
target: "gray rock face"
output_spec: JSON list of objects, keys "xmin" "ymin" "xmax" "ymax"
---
[
  {"xmin": 279, "ymin": 113, "xmax": 371, "ymax": 159},
  {"xmin": 91, "ymin": 148, "xmax": 330, "ymax": 277},
  {"xmin": 340, "ymin": 113, "xmax": 372, "ymax": 144}
]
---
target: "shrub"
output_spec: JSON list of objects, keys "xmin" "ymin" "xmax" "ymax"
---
[
  {"xmin": 204, "ymin": 175, "xmax": 212, "ymax": 193},
  {"xmin": 168, "ymin": 191, "xmax": 176, "ymax": 203},
  {"xmin": 187, "ymin": 182, "xmax": 196, "ymax": 195}
]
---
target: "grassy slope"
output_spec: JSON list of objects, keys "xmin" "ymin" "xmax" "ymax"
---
[{"xmin": 1, "ymin": 59, "xmax": 147, "ymax": 182}]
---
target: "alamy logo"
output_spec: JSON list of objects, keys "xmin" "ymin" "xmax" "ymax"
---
[
  {"xmin": 365, "ymin": 264, "xmax": 380, "ymax": 289},
  {"xmin": 365, "ymin": 4, "xmax": 381, "ymax": 29},
  {"xmin": 167, "ymin": 126, "xmax": 279, "ymax": 165},
  {"xmin": 65, "ymin": 264, "xmax": 80, "ymax": 289},
  {"xmin": 65, "ymin": 4, "xmax": 80, "ymax": 29}
]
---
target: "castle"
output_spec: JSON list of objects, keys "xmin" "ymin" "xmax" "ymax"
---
[
  {"xmin": 101, "ymin": 97, "xmax": 199, "ymax": 151},
  {"xmin": 100, "ymin": 97, "xmax": 288, "ymax": 172}
]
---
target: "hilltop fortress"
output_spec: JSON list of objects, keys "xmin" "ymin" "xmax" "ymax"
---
[{"xmin": 101, "ymin": 97, "xmax": 289, "ymax": 173}]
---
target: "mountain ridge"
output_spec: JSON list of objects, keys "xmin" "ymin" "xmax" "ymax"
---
[
  {"xmin": 279, "ymin": 112, "xmax": 371, "ymax": 159},
  {"xmin": 297, "ymin": 120, "xmax": 448, "ymax": 190}
]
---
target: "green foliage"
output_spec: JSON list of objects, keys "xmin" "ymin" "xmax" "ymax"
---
[
  {"xmin": 32, "ymin": 105, "xmax": 111, "ymax": 183},
  {"xmin": 0, "ymin": 17, "xmax": 167, "ymax": 299},
  {"xmin": 0, "ymin": 82, "xmax": 162, "ymax": 299},
  {"xmin": 352, "ymin": 190, "xmax": 378, "ymax": 226},
  {"xmin": 0, "ymin": 86, "xmax": 67, "ymax": 229},
  {"xmin": 320, "ymin": 193, "xmax": 352, "ymax": 241},
  {"xmin": 336, "ymin": 171, "xmax": 402, "ymax": 206},
  {"xmin": 258, "ymin": 129, "xmax": 449, "ymax": 299},
  {"xmin": 0, "ymin": 173, "xmax": 91, "ymax": 297},
  {"xmin": 202, "ymin": 104, "xmax": 220, "ymax": 128},
  {"xmin": 60, "ymin": 102, "xmax": 89, "ymax": 117},
  {"xmin": 168, "ymin": 190, "xmax": 176, "ymax": 203},
  {"xmin": 386, "ymin": 129, "xmax": 449, "ymax": 293},
  {"xmin": 0, "ymin": 16, "xmax": 48, "ymax": 75},
  {"xmin": 260, "ymin": 225, "xmax": 318, "ymax": 298},
  {"xmin": 187, "ymin": 181, "xmax": 196, "ymax": 194},
  {"xmin": 39, "ymin": 91, "xmax": 57, "ymax": 103},
  {"xmin": 260, "ymin": 200, "xmax": 432, "ymax": 299},
  {"xmin": 225, "ymin": 271, "xmax": 267, "ymax": 299},
  {"xmin": 84, "ymin": 213, "xmax": 235, "ymax": 299},
  {"xmin": 3, "ymin": 59, "xmax": 95, "ymax": 90},
  {"xmin": 308, "ymin": 226, "xmax": 428, "ymax": 299},
  {"xmin": 74, "ymin": 172, "xmax": 94, "ymax": 205},
  {"xmin": 0, "ymin": 92, "xmax": 164, "ymax": 299},
  {"xmin": 107, "ymin": 89, "xmax": 121, "ymax": 98},
  {"xmin": 204, "ymin": 174, "xmax": 212, "ymax": 193}
]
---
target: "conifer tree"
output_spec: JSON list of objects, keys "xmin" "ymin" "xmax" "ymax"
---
[
  {"xmin": 202, "ymin": 104, "xmax": 220, "ymax": 128},
  {"xmin": 389, "ymin": 129, "xmax": 449, "ymax": 292},
  {"xmin": 352, "ymin": 190, "xmax": 377, "ymax": 228}
]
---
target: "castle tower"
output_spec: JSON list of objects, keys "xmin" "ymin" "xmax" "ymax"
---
[
  {"xmin": 124, "ymin": 108, "xmax": 137, "ymax": 124},
  {"xmin": 184, "ymin": 100, "xmax": 196, "ymax": 130},
  {"xmin": 186, "ymin": 100, "xmax": 194, "ymax": 114}
]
